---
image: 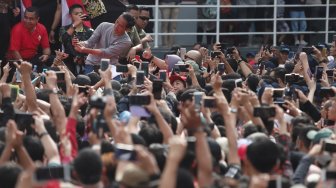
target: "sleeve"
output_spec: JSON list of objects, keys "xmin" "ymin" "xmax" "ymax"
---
[
  {"xmin": 40, "ymin": 25, "xmax": 50, "ymax": 49},
  {"xmin": 132, "ymin": 28, "xmax": 141, "ymax": 46},
  {"xmin": 59, "ymin": 26, "xmax": 77, "ymax": 55},
  {"xmin": 100, "ymin": 40, "xmax": 132, "ymax": 59},
  {"xmin": 9, "ymin": 24, "xmax": 21, "ymax": 51},
  {"xmin": 85, "ymin": 22, "xmax": 104, "ymax": 48},
  {"xmin": 59, "ymin": 117, "xmax": 78, "ymax": 162},
  {"xmin": 299, "ymin": 101, "xmax": 321, "ymax": 122},
  {"xmin": 292, "ymin": 155, "xmax": 314, "ymax": 184}
]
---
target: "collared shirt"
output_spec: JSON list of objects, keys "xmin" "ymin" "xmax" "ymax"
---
[
  {"xmin": 84, "ymin": 22, "xmax": 132, "ymax": 65},
  {"xmin": 136, "ymin": 27, "xmax": 149, "ymax": 49},
  {"xmin": 9, "ymin": 22, "xmax": 49, "ymax": 60}
]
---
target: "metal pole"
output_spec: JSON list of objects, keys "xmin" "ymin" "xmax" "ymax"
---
[
  {"xmin": 216, "ymin": 0, "xmax": 220, "ymax": 42},
  {"xmin": 273, "ymin": 0, "xmax": 277, "ymax": 46},
  {"xmin": 325, "ymin": 0, "xmax": 330, "ymax": 43},
  {"xmin": 154, "ymin": 0, "xmax": 159, "ymax": 48}
]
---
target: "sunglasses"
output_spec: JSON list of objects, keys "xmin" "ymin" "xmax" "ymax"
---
[
  {"xmin": 184, "ymin": 55, "xmax": 195, "ymax": 61},
  {"xmin": 139, "ymin": 16, "xmax": 150, "ymax": 21}
]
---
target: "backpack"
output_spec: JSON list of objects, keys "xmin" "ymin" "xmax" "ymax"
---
[{"xmin": 202, "ymin": 0, "xmax": 217, "ymax": 19}]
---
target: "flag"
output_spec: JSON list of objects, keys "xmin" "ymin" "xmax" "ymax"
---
[
  {"xmin": 20, "ymin": 0, "xmax": 32, "ymax": 19},
  {"xmin": 61, "ymin": 0, "xmax": 91, "ymax": 27}
]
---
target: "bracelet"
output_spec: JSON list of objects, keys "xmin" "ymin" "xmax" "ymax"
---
[
  {"xmin": 38, "ymin": 131, "xmax": 49, "ymax": 139},
  {"xmin": 237, "ymin": 59, "xmax": 244, "ymax": 64}
]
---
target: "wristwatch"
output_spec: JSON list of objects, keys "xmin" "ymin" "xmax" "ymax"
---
[
  {"xmin": 230, "ymin": 107, "xmax": 238, "ymax": 113},
  {"xmin": 46, "ymin": 88, "xmax": 59, "ymax": 95}
]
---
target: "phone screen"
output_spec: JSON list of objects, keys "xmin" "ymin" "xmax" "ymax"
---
[
  {"xmin": 153, "ymin": 80, "xmax": 163, "ymax": 100},
  {"xmin": 34, "ymin": 166, "xmax": 71, "ymax": 182},
  {"xmin": 141, "ymin": 62, "xmax": 149, "ymax": 77},
  {"xmin": 136, "ymin": 71, "xmax": 145, "ymax": 86},
  {"xmin": 315, "ymin": 66, "xmax": 324, "ymax": 81},
  {"xmin": 159, "ymin": 70, "xmax": 167, "ymax": 81},
  {"xmin": 100, "ymin": 59, "xmax": 110, "ymax": 71}
]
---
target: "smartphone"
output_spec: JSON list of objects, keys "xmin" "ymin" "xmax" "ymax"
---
[
  {"xmin": 253, "ymin": 106, "xmax": 276, "ymax": 118},
  {"xmin": 326, "ymin": 69, "xmax": 334, "ymax": 77},
  {"xmin": 78, "ymin": 85, "xmax": 89, "ymax": 96},
  {"xmin": 81, "ymin": 14, "xmax": 90, "ymax": 21},
  {"xmin": 320, "ymin": 87, "xmax": 335, "ymax": 98},
  {"xmin": 235, "ymin": 78, "xmax": 243, "ymax": 88},
  {"xmin": 323, "ymin": 139, "xmax": 336, "ymax": 153},
  {"xmin": 136, "ymin": 71, "xmax": 145, "ymax": 86},
  {"xmin": 141, "ymin": 62, "xmax": 149, "ymax": 77},
  {"xmin": 116, "ymin": 64, "xmax": 128, "ymax": 73},
  {"xmin": 115, "ymin": 144, "xmax": 137, "ymax": 161},
  {"xmin": 333, "ymin": 34, "xmax": 336, "ymax": 41},
  {"xmin": 315, "ymin": 66, "xmax": 324, "ymax": 81},
  {"xmin": 100, "ymin": 59, "xmax": 110, "ymax": 71},
  {"xmin": 302, "ymin": 47, "xmax": 314, "ymax": 54},
  {"xmin": 93, "ymin": 113, "xmax": 109, "ymax": 138},
  {"xmin": 53, "ymin": 71, "xmax": 65, "ymax": 83},
  {"xmin": 152, "ymin": 79, "xmax": 163, "ymax": 100},
  {"xmin": 8, "ymin": 60, "xmax": 17, "ymax": 69},
  {"xmin": 288, "ymin": 51, "xmax": 295, "ymax": 60},
  {"xmin": 258, "ymin": 63, "xmax": 265, "ymax": 75},
  {"xmin": 226, "ymin": 47, "xmax": 235, "ymax": 55},
  {"xmin": 217, "ymin": 63, "xmax": 225, "ymax": 74},
  {"xmin": 15, "ymin": 68, "xmax": 21, "ymax": 83},
  {"xmin": 176, "ymin": 64, "xmax": 189, "ymax": 72},
  {"xmin": 10, "ymin": 84, "xmax": 19, "ymax": 102},
  {"xmin": 129, "ymin": 95, "xmax": 151, "ymax": 106},
  {"xmin": 159, "ymin": 70, "xmax": 167, "ymax": 81},
  {"xmin": 273, "ymin": 88, "xmax": 285, "ymax": 99},
  {"xmin": 203, "ymin": 96, "xmax": 216, "ymax": 108},
  {"xmin": 211, "ymin": 51, "xmax": 221, "ymax": 59},
  {"xmin": 34, "ymin": 165, "xmax": 71, "ymax": 182},
  {"xmin": 193, "ymin": 92, "xmax": 203, "ymax": 111}
]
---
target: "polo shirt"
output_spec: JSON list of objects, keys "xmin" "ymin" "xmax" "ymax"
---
[{"xmin": 9, "ymin": 22, "xmax": 49, "ymax": 60}]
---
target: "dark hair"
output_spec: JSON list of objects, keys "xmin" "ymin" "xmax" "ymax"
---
[
  {"xmin": 272, "ymin": 67, "xmax": 286, "ymax": 84},
  {"xmin": 126, "ymin": 4, "xmax": 139, "ymax": 12},
  {"xmin": 298, "ymin": 126, "xmax": 318, "ymax": 149},
  {"xmin": 176, "ymin": 168, "xmax": 195, "ymax": 188},
  {"xmin": 246, "ymin": 74, "xmax": 260, "ymax": 92},
  {"xmin": 25, "ymin": 6, "xmax": 39, "ymax": 17},
  {"xmin": 0, "ymin": 162, "xmax": 22, "ymax": 188},
  {"xmin": 139, "ymin": 125, "xmax": 163, "ymax": 146},
  {"xmin": 69, "ymin": 4, "xmax": 83, "ymax": 14},
  {"xmin": 246, "ymin": 139, "xmax": 279, "ymax": 173},
  {"xmin": 291, "ymin": 116, "xmax": 314, "ymax": 143},
  {"xmin": 121, "ymin": 13, "xmax": 135, "ymax": 29},
  {"xmin": 139, "ymin": 6, "xmax": 151, "ymax": 13},
  {"xmin": 73, "ymin": 148, "xmax": 103, "ymax": 185},
  {"xmin": 23, "ymin": 136, "xmax": 44, "ymax": 162}
]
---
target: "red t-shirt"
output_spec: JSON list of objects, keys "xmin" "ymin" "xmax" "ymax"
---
[{"xmin": 9, "ymin": 22, "xmax": 50, "ymax": 60}]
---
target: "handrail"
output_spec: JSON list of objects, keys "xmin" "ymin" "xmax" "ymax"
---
[{"xmin": 150, "ymin": 2, "xmax": 335, "ymax": 47}]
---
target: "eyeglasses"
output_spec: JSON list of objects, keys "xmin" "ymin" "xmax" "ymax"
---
[{"xmin": 139, "ymin": 16, "xmax": 150, "ymax": 21}]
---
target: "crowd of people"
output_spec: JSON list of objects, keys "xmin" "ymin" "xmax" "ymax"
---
[{"xmin": 2, "ymin": 1, "xmax": 336, "ymax": 188}]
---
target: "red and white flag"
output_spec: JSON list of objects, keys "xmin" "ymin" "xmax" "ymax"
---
[
  {"xmin": 62, "ymin": 0, "xmax": 91, "ymax": 27},
  {"xmin": 20, "ymin": 0, "xmax": 32, "ymax": 19}
]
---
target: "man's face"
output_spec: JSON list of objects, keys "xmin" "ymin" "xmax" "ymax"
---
[
  {"xmin": 114, "ymin": 15, "xmax": 128, "ymax": 36},
  {"xmin": 172, "ymin": 80, "xmax": 185, "ymax": 93},
  {"xmin": 330, "ymin": 42, "xmax": 336, "ymax": 57},
  {"xmin": 279, "ymin": 51, "xmax": 289, "ymax": 63},
  {"xmin": 70, "ymin": 7, "xmax": 84, "ymax": 22},
  {"xmin": 136, "ymin": 10, "xmax": 150, "ymax": 29},
  {"xmin": 327, "ymin": 100, "xmax": 336, "ymax": 121},
  {"xmin": 23, "ymin": 11, "xmax": 39, "ymax": 30}
]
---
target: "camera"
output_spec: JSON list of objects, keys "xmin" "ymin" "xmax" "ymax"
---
[
  {"xmin": 326, "ymin": 69, "xmax": 334, "ymax": 78},
  {"xmin": 235, "ymin": 79, "xmax": 243, "ymax": 88},
  {"xmin": 89, "ymin": 95, "xmax": 107, "ymax": 109},
  {"xmin": 273, "ymin": 88, "xmax": 285, "ymax": 100},
  {"xmin": 159, "ymin": 70, "xmax": 167, "ymax": 81},
  {"xmin": 285, "ymin": 87, "xmax": 298, "ymax": 101},
  {"xmin": 78, "ymin": 85, "xmax": 89, "ymax": 96},
  {"xmin": 253, "ymin": 106, "xmax": 276, "ymax": 119},
  {"xmin": 226, "ymin": 47, "xmax": 235, "ymax": 55}
]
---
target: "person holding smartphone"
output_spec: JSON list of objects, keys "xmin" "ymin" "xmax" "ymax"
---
[{"xmin": 59, "ymin": 4, "xmax": 94, "ymax": 75}]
